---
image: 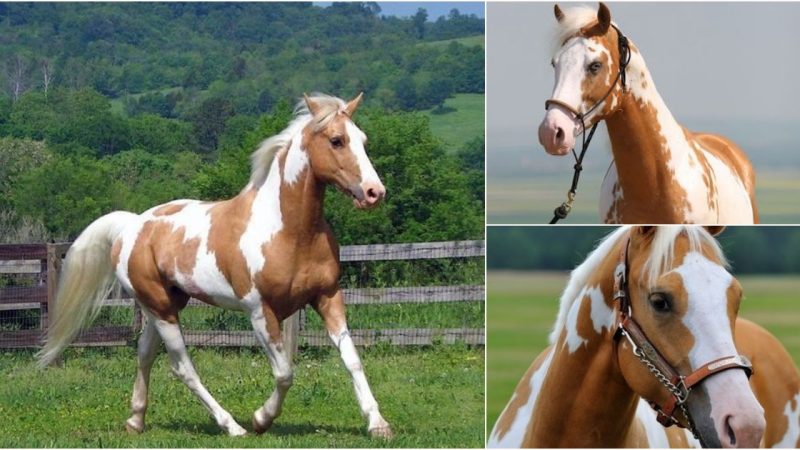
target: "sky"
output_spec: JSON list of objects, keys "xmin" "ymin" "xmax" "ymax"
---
[
  {"xmin": 487, "ymin": 2, "xmax": 800, "ymax": 150},
  {"xmin": 314, "ymin": 2, "xmax": 485, "ymax": 20}
]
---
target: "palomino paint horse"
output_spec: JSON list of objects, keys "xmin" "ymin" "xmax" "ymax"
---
[
  {"xmin": 36, "ymin": 93, "xmax": 394, "ymax": 438},
  {"xmin": 489, "ymin": 226, "xmax": 800, "ymax": 448},
  {"xmin": 538, "ymin": 4, "xmax": 759, "ymax": 224}
]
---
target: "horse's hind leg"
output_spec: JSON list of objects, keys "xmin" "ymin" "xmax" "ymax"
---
[
  {"xmin": 249, "ymin": 305, "xmax": 293, "ymax": 434},
  {"xmin": 313, "ymin": 290, "xmax": 393, "ymax": 438},
  {"xmin": 125, "ymin": 312, "xmax": 161, "ymax": 433},
  {"xmin": 150, "ymin": 316, "xmax": 247, "ymax": 436}
]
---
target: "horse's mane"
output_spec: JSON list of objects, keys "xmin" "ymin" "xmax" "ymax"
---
[
  {"xmin": 548, "ymin": 226, "xmax": 727, "ymax": 344},
  {"xmin": 550, "ymin": 5, "xmax": 619, "ymax": 56},
  {"xmin": 249, "ymin": 93, "xmax": 346, "ymax": 188}
]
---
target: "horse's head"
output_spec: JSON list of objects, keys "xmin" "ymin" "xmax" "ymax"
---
[
  {"xmin": 301, "ymin": 93, "xmax": 385, "ymax": 209},
  {"xmin": 618, "ymin": 226, "xmax": 765, "ymax": 448},
  {"xmin": 539, "ymin": 2, "xmax": 628, "ymax": 155}
]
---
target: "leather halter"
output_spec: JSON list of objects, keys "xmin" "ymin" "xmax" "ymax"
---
[
  {"xmin": 611, "ymin": 233, "xmax": 754, "ymax": 436},
  {"xmin": 546, "ymin": 24, "xmax": 631, "ymax": 224}
]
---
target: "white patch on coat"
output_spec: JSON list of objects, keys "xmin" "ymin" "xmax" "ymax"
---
[
  {"xmin": 282, "ymin": 136, "xmax": 308, "ymax": 185},
  {"xmin": 635, "ymin": 399, "xmax": 671, "ymax": 447},
  {"xmin": 564, "ymin": 293, "xmax": 588, "ymax": 353},
  {"xmin": 775, "ymin": 392, "xmax": 800, "ymax": 448},
  {"xmin": 488, "ymin": 349, "xmax": 555, "ymax": 448},
  {"xmin": 588, "ymin": 286, "xmax": 614, "ymax": 334},
  {"xmin": 240, "ymin": 155, "xmax": 284, "ymax": 278}
]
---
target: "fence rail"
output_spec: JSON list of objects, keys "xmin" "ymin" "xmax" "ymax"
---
[{"xmin": 0, "ymin": 240, "xmax": 485, "ymax": 354}]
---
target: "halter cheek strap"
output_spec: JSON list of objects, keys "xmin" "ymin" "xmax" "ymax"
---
[{"xmin": 611, "ymin": 233, "xmax": 754, "ymax": 436}]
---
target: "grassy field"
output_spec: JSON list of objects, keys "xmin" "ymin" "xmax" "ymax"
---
[
  {"xmin": 0, "ymin": 344, "xmax": 484, "ymax": 448},
  {"xmin": 486, "ymin": 271, "xmax": 800, "ymax": 431},
  {"xmin": 421, "ymin": 35, "xmax": 485, "ymax": 49},
  {"xmin": 424, "ymin": 93, "xmax": 485, "ymax": 153},
  {"xmin": 487, "ymin": 171, "xmax": 800, "ymax": 224}
]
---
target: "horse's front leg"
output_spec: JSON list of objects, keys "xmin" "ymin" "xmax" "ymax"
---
[
  {"xmin": 313, "ymin": 289, "xmax": 393, "ymax": 438},
  {"xmin": 249, "ymin": 304, "xmax": 293, "ymax": 434}
]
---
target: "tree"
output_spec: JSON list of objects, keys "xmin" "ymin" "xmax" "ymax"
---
[
  {"xmin": 413, "ymin": 8, "xmax": 428, "ymax": 39},
  {"xmin": 40, "ymin": 58, "xmax": 54, "ymax": 99},
  {"xmin": 190, "ymin": 96, "xmax": 235, "ymax": 154}
]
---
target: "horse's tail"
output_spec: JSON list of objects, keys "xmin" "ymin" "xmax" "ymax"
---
[{"xmin": 36, "ymin": 211, "xmax": 138, "ymax": 368}]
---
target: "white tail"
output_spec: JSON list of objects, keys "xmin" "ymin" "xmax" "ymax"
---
[{"xmin": 36, "ymin": 211, "xmax": 139, "ymax": 368}]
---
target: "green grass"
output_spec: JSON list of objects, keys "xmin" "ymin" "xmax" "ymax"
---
[
  {"xmin": 420, "ymin": 35, "xmax": 485, "ymax": 49},
  {"xmin": 424, "ymin": 93, "xmax": 484, "ymax": 152},
  {"xmin": 0, "ymin": 344, "xmax": 484, "ymax": 448},
  {"xmin": 487, "ymin": 171, "xmax": 800, "ymax": 224},
  {"xmin": 486, "ymin": 271, "xmax": 800, "ymax": 432}
]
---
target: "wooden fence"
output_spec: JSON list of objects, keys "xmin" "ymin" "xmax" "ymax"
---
[{"xmin": 0, "ymin": 240, "xmax": 484, "ymax": 356}]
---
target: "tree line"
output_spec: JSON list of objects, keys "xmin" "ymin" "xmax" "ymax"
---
[
  {"xmin": 0, "ymin": 3, "xmax": 484, "ymax": 245},
  {"xmin": 0, "ymin": 3, "xmax": 483, "ymax": 114},
  {"xmin": 487, "ymin": 227, "xmax": 800, "ymax": 274}
]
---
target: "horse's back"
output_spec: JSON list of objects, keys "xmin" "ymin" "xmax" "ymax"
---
[
  {"xmin": 735, "ymin": 317, "xmax": 800, "ymax": 447},
  {"xmin": 691, "ymin": 132, "xmax": 759, "ymax": 223}
]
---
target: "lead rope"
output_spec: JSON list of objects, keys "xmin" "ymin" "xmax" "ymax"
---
[{"xmin": 548, "ymin": 25, "xmax": 631, "ymax": 224}]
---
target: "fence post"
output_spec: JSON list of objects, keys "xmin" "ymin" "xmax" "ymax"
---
[
  {"xmin": 45, "ymin": 243, "xmax": 64, "ymax": 367},
  {"xmin": 282, "ymin": 310, "xmax": 300, "ymax": 363}
]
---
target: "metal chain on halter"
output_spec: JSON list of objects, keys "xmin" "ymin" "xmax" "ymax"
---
[{"xmin": 548, "ymin": 24, "xmax": 631, "ymax": 224}]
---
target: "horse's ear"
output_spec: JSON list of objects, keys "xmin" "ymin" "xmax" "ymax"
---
[
  {"xmin": 597, "ymin": 2, "xmax": 611, "ymax": 34},
  {"xmin": 554, "ymin": 4, "xmax": 565, "ymax": 22},
  {"xmin": 304, "ymin": 93, "xmax": 322, "ymax": 116},
  {"xmin": 344, "ymin": 92, "xmax": 364, "ymax": 117},
  {"xmin": 704, "ymin": 226, "xmax": 726, "ymax": 237}
]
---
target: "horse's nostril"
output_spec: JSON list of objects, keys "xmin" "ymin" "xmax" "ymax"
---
[
  {"xmin": 367, "ymin": 188, "xmax": 377, "ymax": 199},
  {"xmin": 725, "ymin": 415, "xmax": 736, "ymax": 447},
  {"xmin": 555, "ymin": 127, "xmax": 565, "ymax": 141}
]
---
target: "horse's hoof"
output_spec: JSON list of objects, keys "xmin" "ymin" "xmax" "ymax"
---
[
  {"xmin": 124, "ymin": 419, "xmax": 144, "ymax": 434},
  {"xmin": 369, "ymin": 425, "xmax": 394, "ymax": 439},
  {"xmin": 252, "ymin": 414, "xmax": 274, "ymax": 435},
  {"xmin": 227, "ymin": 426, "xmax": 248, "ymax": 437}
]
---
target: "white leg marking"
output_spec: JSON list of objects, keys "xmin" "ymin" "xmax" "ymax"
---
[
  {"xmin": 125, "ymin": 315, "xmax": 161, "ymax": 433},
  {"xmin": 153, "ymin": 319, "xmax": 246, "ymax": 436},
  {"xmin": 330, "ymin": 327, "xmax": 392, "ymax": 437},
  {"xmin": 250, "ymin": 310, "xmax": 293, "ymax": 433}
]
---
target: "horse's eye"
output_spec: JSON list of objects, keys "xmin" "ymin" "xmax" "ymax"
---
[
  {"xmin": 550, "ymin": 58, "xmax": 555, "ymax": 68},
  {"xmin": 330, "ymin": 137, "xmax": 344, "ymax": 149},
  {"xmin": 588, "ymin": 61, "xmax": 602, "ymax": 74},
  {"xmin": 648, "ymin": 292, "xmax": 672, "ymax": 313}
]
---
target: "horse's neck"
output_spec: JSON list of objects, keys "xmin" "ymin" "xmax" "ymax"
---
[
  {"xmin": 248, "ymin": 144, "xmax": 325, "ymax": 245},
  {"xmin": 526, "ymin": 252, "xmax": 639, "ymax": 446},
  {"xmin": 605, "ymin": 52, "xmax": 697, "ymax": 222}
]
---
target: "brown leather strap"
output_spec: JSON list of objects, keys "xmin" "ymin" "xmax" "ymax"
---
[
  {"xmin": 544, "ymin": 98, "xmax": 582, "ymax": 118},
  {"xmin": 683, "ymin": 355, "xmax": 753, "ymax": 389}
]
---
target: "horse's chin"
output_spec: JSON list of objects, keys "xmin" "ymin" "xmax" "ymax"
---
[{"xmin": 543, "ymin": 145, "xmax": 572, "ymax": 156}]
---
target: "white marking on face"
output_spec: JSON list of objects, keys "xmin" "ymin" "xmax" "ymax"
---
[
  {"xmin": 488, "ymin": 348, "xmax": 554, "ymax": 448},
  {"xmin": 282, "ymin": 136, "xmax": 308, "ymax": 185},
  {"xmin": 551, "ymin": 38, "xmax": 591, "ymax": 115},
  {"xmin": 345, "ymin": 120, "xmax": 380, "ymax": 184},
  {"xmin": 675, "ymin": 251, "xmax": 764, "ymax": 442},
  {"xmin": 775, "ymin": 392, "xmax": 800, "ymax": 448}
]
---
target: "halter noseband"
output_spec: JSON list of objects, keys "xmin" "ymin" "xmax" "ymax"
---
[
  {"xmin": 612, "ymin": 233, "xmax": 753, "ymax": 440},
  {"xmin": 546, "ymin": 24, "xmax": 631, "ymax": 224}
]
